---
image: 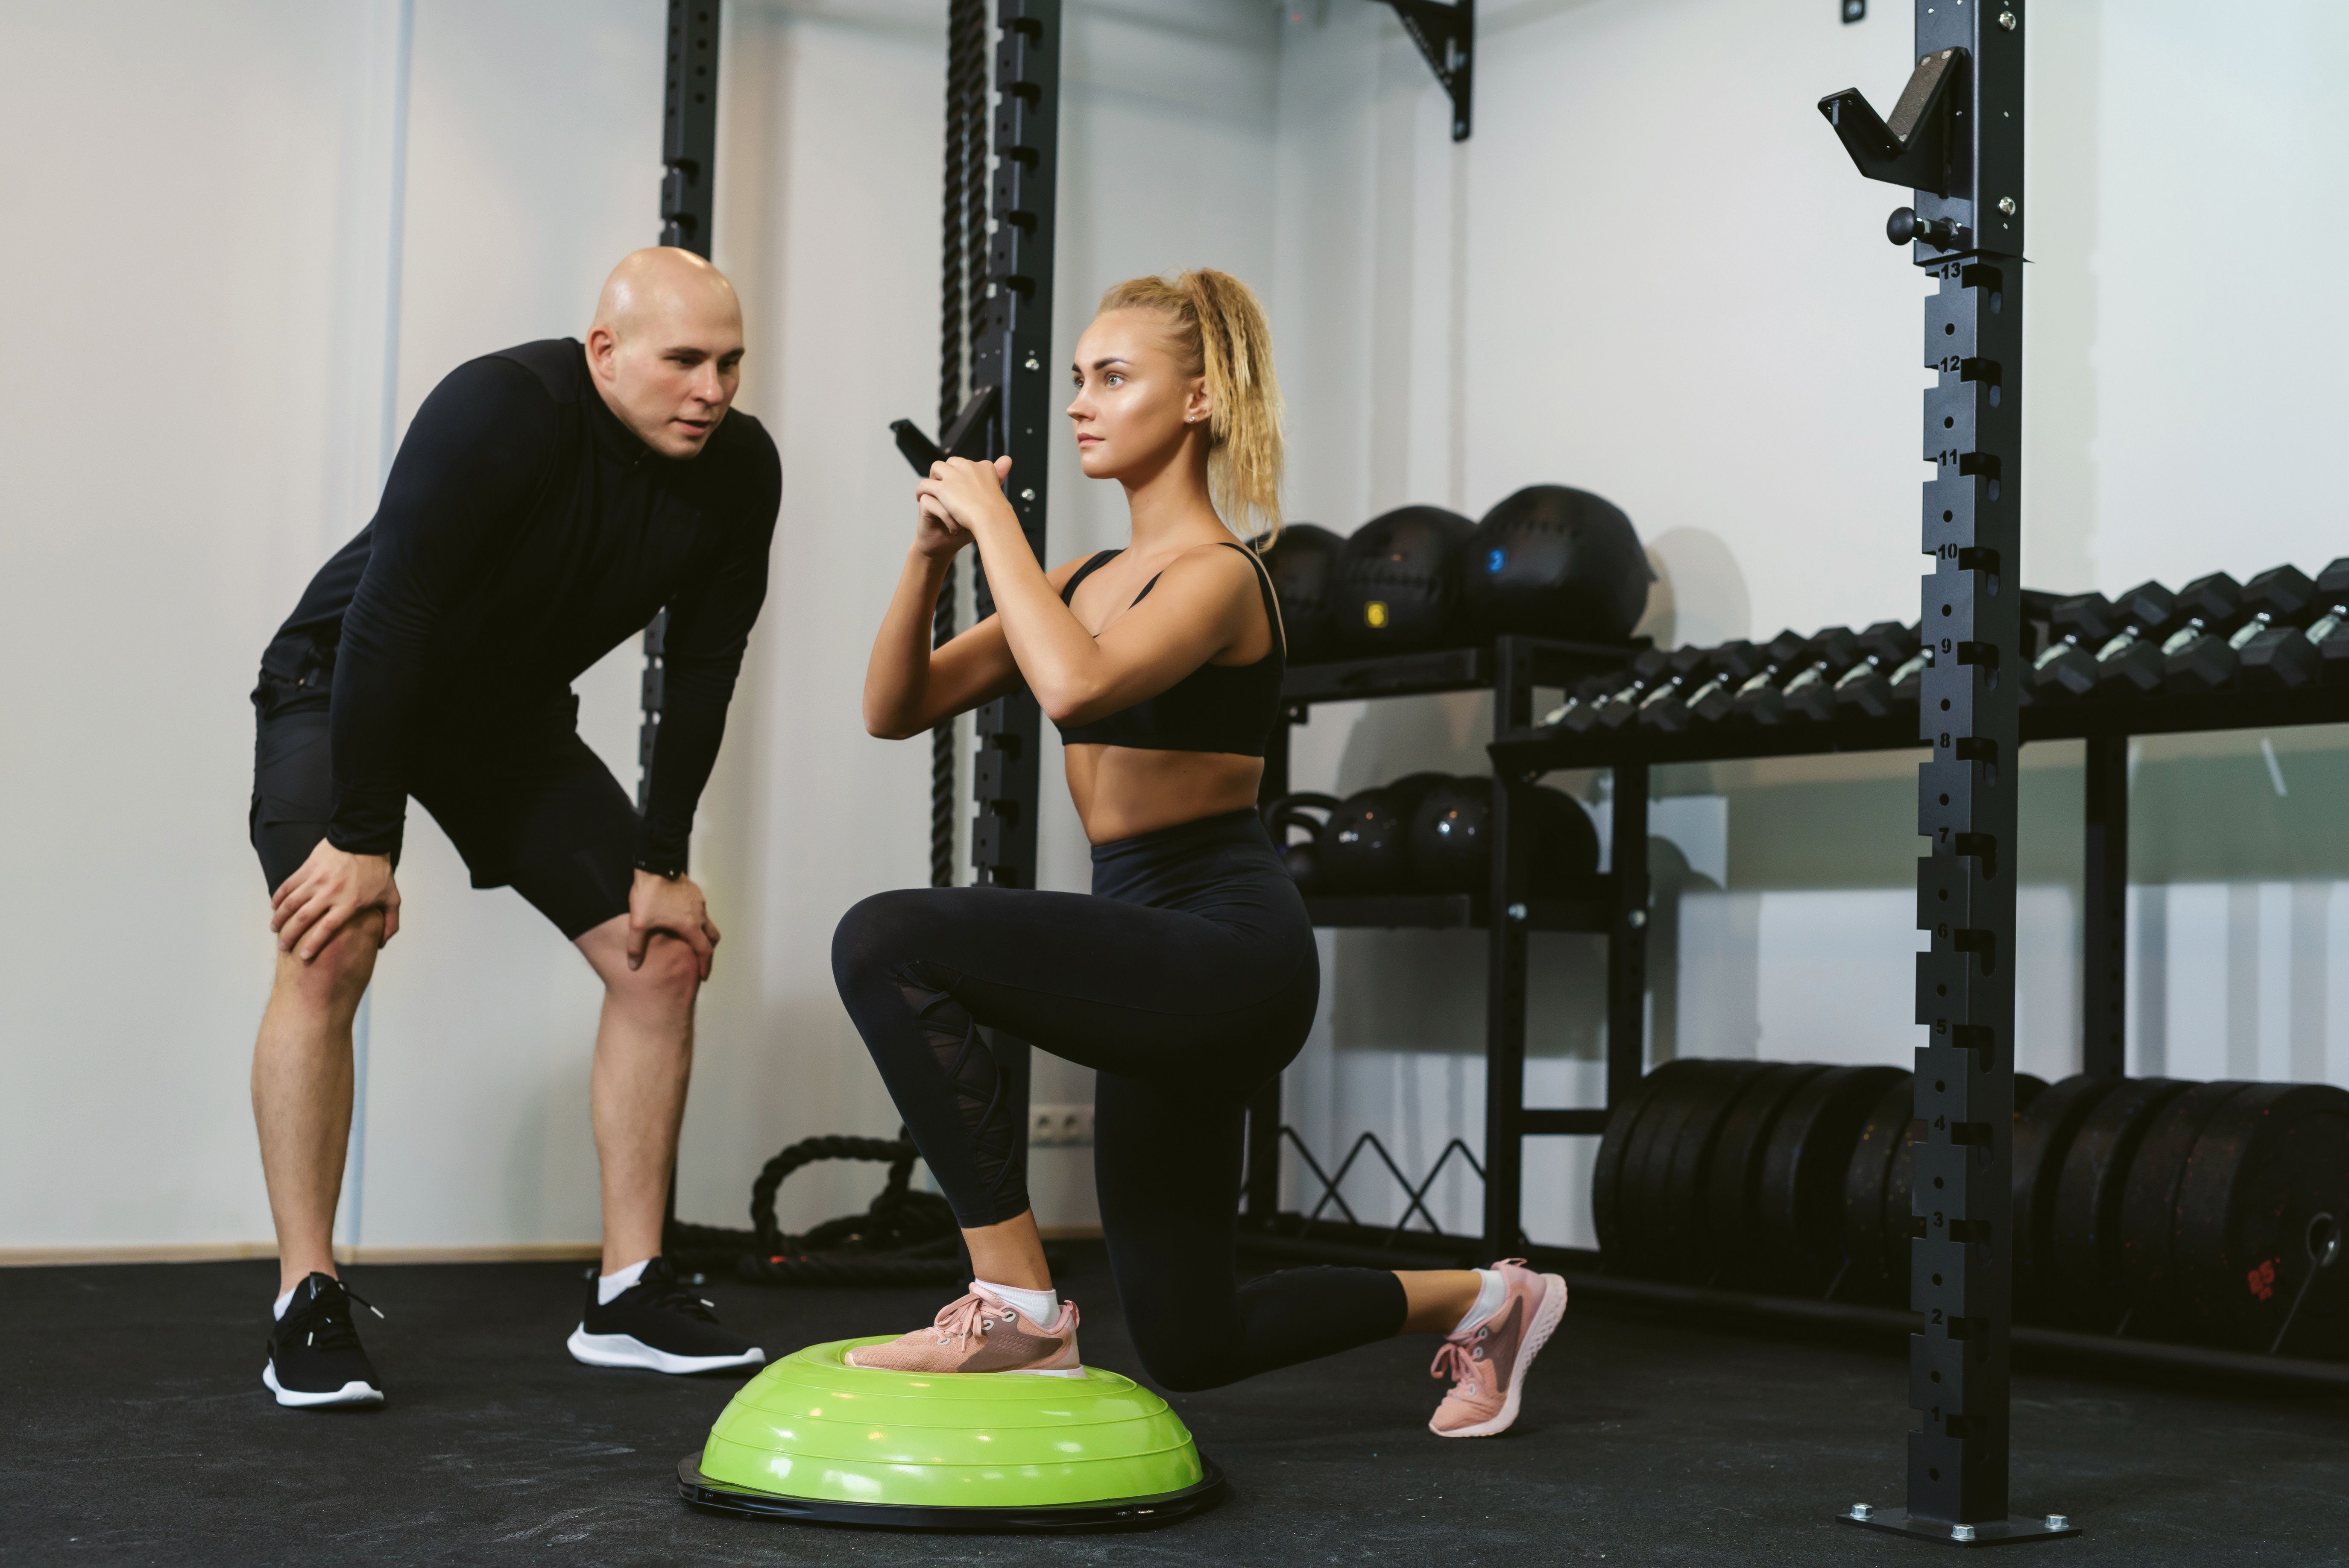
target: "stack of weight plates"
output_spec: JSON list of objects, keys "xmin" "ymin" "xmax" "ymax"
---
[{"xmin": 1594, "ymin": 1066, "xmax": 2349, "ymax": 1356}]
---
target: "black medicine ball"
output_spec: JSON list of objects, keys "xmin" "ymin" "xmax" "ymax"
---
[
  {"xmin": 1333, "ymin": 506, "xmax": 1476, "ymax": 653},
  {"xmin": 1318, "ymin": 773, "xmax": 1452, "ymax": 894},
  {"xmin": 1412, "ymin": 777, "xmax": 1497, "ymax": 895},
  {"xmin": 1410, "ymin": 777, "xmax": 1602, "ymax": 895},
  {"xmin": 1527, "ymin": 787, "xmax": 1601, "ymax": 888},
  {"xmin": 1257, "ymin": 524, "xmax": 1345, "ymax": 664},
  {"xmin": 1460, "ymin": 485, "xmax": 1651, "ymax": 643}
]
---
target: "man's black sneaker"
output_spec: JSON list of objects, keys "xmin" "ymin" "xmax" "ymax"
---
[
  {"xmin": 264, "ymin": 1272, "xmax": 386, "ymax": 1409},
  {"xmin": 566, "ymin": 1256, "xmax": 765, "ymax": 1375}
]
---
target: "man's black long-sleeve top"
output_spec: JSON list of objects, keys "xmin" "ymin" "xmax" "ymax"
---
[{"xmin": 261, "ymin": 338, "xmax": 780, "ymax": 876}]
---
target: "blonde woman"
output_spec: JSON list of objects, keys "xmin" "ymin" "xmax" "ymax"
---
[{"xmin": 835, "ymin": 271, "xmax": 1565, "ymax": 1435}]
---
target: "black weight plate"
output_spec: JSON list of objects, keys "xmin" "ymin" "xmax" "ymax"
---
[
  {"xmin": 1841, "ymin": 1073, "xmax": 1916, "ymax": 1305},
  {"xmin": 2161, "ymin": 1086, "xmax": 2349, "ymax": 1354},
  {"xmin": 1607, "ymin": 1063, "xmax": 1722, "ymax": 1278},
  {"xmin": 2118, "ymin": 1081, "xmax": 2253, "ymax": 1337},
  {"xmin": 1590, "ymin": 1060, "xmax": 1702, "ymax": 1266},
  {"xmin": 2173, "ymin": 1082, "xmax": 2349, "ymax": 1353},
  {"xmin": 1606, "ymin": 1061, "xmax": 1725, "ymax": 1279},
  {"xmin": 1879, "ymin": 1072, "xmax": 2049, "ymax": 1297},
  {"xmin": 1646, "ymin": 1061, "xmax": 1778, "ymax": 1284},
  {"xmin": 1616, "ymin": 1060, "xmax": 1771, "ymax": 1281},
  {"xmin": 2044, "ymin": 1078, "xmax": 2193, "ymax": 1331},
  {"xmin": 2010, "ymin": 1074, "xmax": 2129, "ymax": 1324},
  {"xmin": 2014, "ymin": 1072, "xmax": 2049, "ymax": 1117},
  {"xmin": 1754, "ymin": 1065, "xmax": 1907, "ymax": 1297},
  {"xmin": 1699, "ymin": 1063, "xmax": 1831, "ymax": 1291}
]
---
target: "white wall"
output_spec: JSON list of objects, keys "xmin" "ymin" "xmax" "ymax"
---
[{"xmin": 0, "ymin": 2, "xmax": 414, "ymax": 1251}]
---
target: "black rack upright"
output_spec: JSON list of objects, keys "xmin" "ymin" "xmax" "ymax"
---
[
  {"xmin": 1819, "ymin": 0, "xmax": 2069, "ymax": 1545},
  {"xmin": 639, "ymin": 0, "xmax": 723, "ymax": 811},
  {"xmin": 967, "ymin": 0, "xmax": 1060, "ymax": 894}
]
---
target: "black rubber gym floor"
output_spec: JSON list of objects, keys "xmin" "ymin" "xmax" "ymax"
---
[{"xmin": 4, "ymin": 1246, "xmax": 2342, "ymax": 1565}]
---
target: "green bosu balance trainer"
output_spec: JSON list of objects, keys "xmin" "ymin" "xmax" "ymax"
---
[{"xmin": 677, "ymin": 1338, "xmax": 1228, "ymax": 1531}]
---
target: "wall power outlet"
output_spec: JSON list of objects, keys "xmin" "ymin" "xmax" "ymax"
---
[{"xmin": 1028, "ymin": 1104, "xmax": 1095, "ymax": 1147}]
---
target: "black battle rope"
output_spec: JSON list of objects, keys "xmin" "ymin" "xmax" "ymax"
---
[
  {"xmin": 743, "ymin": 1134, "xmax": 962, "ymax": 1287},
  {"xmin": 662, "ymin": 1134, "xmax": 965, "ymax": 1288}
]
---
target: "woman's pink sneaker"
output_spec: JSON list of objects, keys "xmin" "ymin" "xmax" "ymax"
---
[
  {"xmin": 844, "ymin": 1286, "xmax": 1084, "ymax": 1376},
  {"xmin": 1427, "ymin": 1259, "xmax": 1567, "ymax": 1437}
]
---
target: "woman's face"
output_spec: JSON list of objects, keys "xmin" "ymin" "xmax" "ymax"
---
[{"xmin": 1066, "ymin": 308, "xmax": 1207, "ymax": 483}]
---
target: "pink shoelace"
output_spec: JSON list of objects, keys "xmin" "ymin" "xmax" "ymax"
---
[
  {"xmin": 1429, "ymin": 1332, "xmax": 1486, "ymax": 1398},
  {"xmin": 928, "ymin": 1292, "xmax": 1019, "ymax": 1348}
]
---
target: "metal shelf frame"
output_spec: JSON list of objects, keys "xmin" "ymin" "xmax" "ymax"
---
[
  {"xmin": 1242, "ymin": 637, "xmax": 2349, "ymax": 1392},
  {"xmin": 1241, "ymin": 633, "xmax": 1637, "ymax": 1256}
]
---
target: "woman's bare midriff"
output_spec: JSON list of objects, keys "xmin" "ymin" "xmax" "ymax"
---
[{"xmin": 1064, "ymin": 743, "xmax": 1265, "ymax": 844}]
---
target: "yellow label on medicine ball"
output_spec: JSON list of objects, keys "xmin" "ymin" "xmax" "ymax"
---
[{"xmin": 1364, "ymin": 600, "xmax": 1389, "ymax": 630}]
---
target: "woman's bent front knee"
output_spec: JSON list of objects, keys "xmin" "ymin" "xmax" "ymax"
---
[{"xmin": 830, "ymin": 888, "xmax": 942, "ymax": 992}]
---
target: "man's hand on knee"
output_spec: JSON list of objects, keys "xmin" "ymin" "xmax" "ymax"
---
[
  {"xmin": 628, "ymin": 870, "xmax": 719, "ymax": 981},
  {"xmin": 272, "ymin": 841, "xmax": 401, "ymax": 963}
]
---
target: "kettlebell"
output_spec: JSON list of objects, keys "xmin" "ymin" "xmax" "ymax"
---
[{"xmin": 1260, "ymin": 792, "xmax": 1341, "ymax": 893}]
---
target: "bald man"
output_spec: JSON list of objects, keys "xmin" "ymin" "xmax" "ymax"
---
[{"xmin": 247, "ymin": 249, "xmax": 777, "ymax": 1408}]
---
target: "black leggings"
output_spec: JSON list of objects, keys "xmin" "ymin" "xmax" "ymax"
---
[{"xmin": 831, "ymin": 809, "xmax": 1407, "ymax": 1391}]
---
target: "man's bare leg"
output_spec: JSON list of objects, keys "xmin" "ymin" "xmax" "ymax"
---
[
  {"xmin": 252, "ymin": 908, "xmax": 383, "ymax": 1296},
  {"xmin": 575, "ymin": 916, "xmax": 700, "ymax": 1273}
]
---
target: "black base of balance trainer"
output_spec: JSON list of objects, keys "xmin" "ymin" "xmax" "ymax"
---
[
  {"xmin": 1836, "ymin": 1505, "xmax": 2080, "ymax": 1547},
  {"xmin": 677, "ymin": 1454, "xmax": 1229, "ymax": 1533}
]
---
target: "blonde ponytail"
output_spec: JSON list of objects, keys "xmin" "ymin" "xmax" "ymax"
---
[{"xmin": 1097, "ymin": 268, "xmax": 1285, "ymax": 544}]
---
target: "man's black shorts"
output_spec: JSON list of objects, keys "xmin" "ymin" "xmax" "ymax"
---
[{"xmin": 248, "ymin": 672, "xmax": 636, "ymax": 941}]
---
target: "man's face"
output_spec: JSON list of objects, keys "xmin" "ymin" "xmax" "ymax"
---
[{"xmin": 588, "ymin": 304, "xmax": 745, "ymax": 459}]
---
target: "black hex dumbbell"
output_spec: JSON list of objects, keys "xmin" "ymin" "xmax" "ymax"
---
[
  {"xmin": 1614, "ymin": 644, "xmax": 1716, "ymax": 730},
  {"xmin": 1641, "ymin": 640, "xmax": 1763, "ymax": 733},
  {"xmin": 1707, "ymin": 630, "xmax": 1810, "ymax": 726},
  {"xmin": 1597, "ymin": 644, "xmax": 1708, "ymax": 730},
  {"xmin": 1746, "ymin": 627, "xmax": 1861, "ymax": 725},
  {"xmin": 2025, "ymin": 592, "xmax": 2116, "ymax": 703},
  {"xmin": 1563, "ymin": 647, "xmax": 1672, "ymax": 733},
  {"xmin": 2048, "ymin": 580, "xmax": 2170, "ymax": 696},
  {"xmin": 2165, "ymin": 566, "xmax": 2312, "ymax": 693},
  {"xmin": 1787, "ymin": 622, "xmax": 1907, "ymax": 723},
  {"xmin": 1832, "ymin": 623, "xmax": 1927, "ymax": 719},
  {"xmin": 1539, "ymin": 662, "xmax": 1649, "ymax": 730},
  {"xmin": 2240, "ymin": 557, "xmax": 2349, "ymax": 688},
  {"xmin": 2099, "ymin": 571, "xmax": 2238, "ymax": 695}
]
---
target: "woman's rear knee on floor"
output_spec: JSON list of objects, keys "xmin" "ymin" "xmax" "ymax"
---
[{"xmin": 1126, "ymin": 1331, "xmax": 1241, "ymax": 1394}]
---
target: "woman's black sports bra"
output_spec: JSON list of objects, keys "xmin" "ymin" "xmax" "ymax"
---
[{"xmin": 1053, "ymin": 541, "xmax": 1285, "ymax": 757}]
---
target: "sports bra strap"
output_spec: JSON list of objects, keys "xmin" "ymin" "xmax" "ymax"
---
[
  {"xmin": 1218, "ymin": 541, "xmax": 1286, "ymax": 661},
  {"xmin": 1058, "ymin": 542, "xmax": 1283, "ymax": 659},
  {"xmin": 1058, "ymin": 549, "xmax": 1122, "ymax": 604}
]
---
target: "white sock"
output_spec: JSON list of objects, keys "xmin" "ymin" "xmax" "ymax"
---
[
  {"xmin": 976, "ymin": 1279, "xmax": 1060, "ymax": 1325},
  {"xmin": 598, "ymin": 1258, "xmax": 651, "ymax": 1305},
  {"xmin": 272, "ymin": 1286, "xmax": 297, "ymax": 1322},
  {"xmin": 1451, "ymin": 1270, "xmax": 1505, "ymax": 1336}
]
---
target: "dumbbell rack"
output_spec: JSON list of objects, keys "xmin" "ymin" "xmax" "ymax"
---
[
  {"xmin": 1238, "ymin": 633, "xmax": 1638, "ymax": 1265},
  {"xmin": 1480, "ymin": 676, "xmax": 2349, "ymax": 1385}
]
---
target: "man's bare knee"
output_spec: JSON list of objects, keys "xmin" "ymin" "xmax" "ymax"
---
[
  {"xmin": 605, "ymin": 934, "xmax": 699, "ymax": 1014},
  {"xmin": 273, "ymin": 909, "xmax": 381, "ymax": 1011}
]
